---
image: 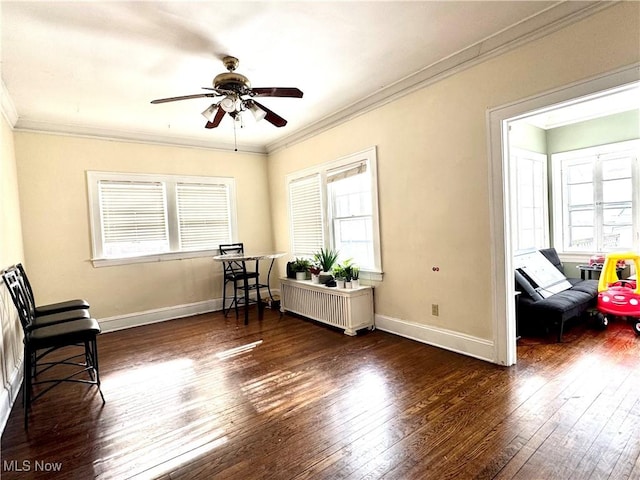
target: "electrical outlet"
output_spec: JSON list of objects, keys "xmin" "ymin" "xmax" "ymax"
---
[{"xmin": 432, "ymin": 304, "xmax": 439, "ymax": 316}]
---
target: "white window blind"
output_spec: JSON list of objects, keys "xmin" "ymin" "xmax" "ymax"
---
[
  {"xmin": 289, "ymin": 174, "xmax": 324, "ymax": 256},
  {"xmin": 177, "ymin": 183, "xmax": 232, "ymax": 251},
  {"xmin": 98, "ymin": 180, "xmax": 169, "ymax": 258}
]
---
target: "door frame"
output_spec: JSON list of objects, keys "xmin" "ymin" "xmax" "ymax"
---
[{"xmin": 487, "ymin": 63, "xmax": 640, "ymax": 366}]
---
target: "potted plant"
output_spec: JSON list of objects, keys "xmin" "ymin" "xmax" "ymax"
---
[
  {"xmin": 332, "ymin": 264, "xmax": 346, "ymax": 288},
  {"xmin": 314, "ymin": 248, "xmax": 339, "ymax": 283},
  {"xmin": 341, "ymin": 259, "xmax": 354, "ymax": 288},
  {"xmin": 350, "ymin": 265, "xmax": 360, "ymax": 288},
  {"xmin": 291, "ymin": 257, "xmax": 311, "ymax": 280},
  {"xmin": 309, "ymin": 263, "xmax": 322, "ymax": 284}
]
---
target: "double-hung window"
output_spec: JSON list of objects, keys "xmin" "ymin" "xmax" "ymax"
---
[
  {"xmin": 287, "ymin": 147, "xmax": 382, "ymax": 279},
  {"xmin": 87, "ymin": 171, "xmax": 237, "ymax": 266},
  {"xmin": 552, "ymin": 140, "xmax": 639, "ymax": 254}
]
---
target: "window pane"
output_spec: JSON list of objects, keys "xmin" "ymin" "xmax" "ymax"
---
[
  {"xmin": 567, "ymin": 183, "xmax": 593, "ymax": 206},
  {"xmin": 331, "ymin": 174, "xmax": 371, "ymax": 218},
  {"xmin": 566, "ymin": 163, "xmax": 592, "ymax": 183},
  {"xmin": 333, "ymin": 217, "xmax": 373, "ymax": 268},
  {"xmin": 603, "ymin": 225, "xmax": 632, "ymax": 249},
  {"xmin": 602, "ymin": 158, "xmax": 631, "ymax": 180},
  {"xmin": 569, "ymin": 226, "xmax": 594, "ymax": 250},
  {"xmin": 569, "ymin": 209, "xmax": 593, "ymax": 226},
  {"xmin": 602, "ymin": 178, "xmax": 631, "ymax": 203},
  {"xmin": 603, "ymin": 206, "xmax": 632, "ymax": 226}
]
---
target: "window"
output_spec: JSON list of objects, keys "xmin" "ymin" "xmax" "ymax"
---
[
  {"xmin": 87, "ymin": 171, "xmax": 237, "ymax": 266},
  {"xmin": 511, "ymin": 148, "xmax": 549, "ymax": 253},
  {"xmin": 287, "ymin": 147, "xmax": 382, "ymax": 279},
  {"xmin": 552, "ymin": 140, "xmax": 639, "ymax": 254}
]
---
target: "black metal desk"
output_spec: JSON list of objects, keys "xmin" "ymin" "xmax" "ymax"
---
[{"xmin": 577, "ymin": 264, "xmax": 624, "ymax": 280}]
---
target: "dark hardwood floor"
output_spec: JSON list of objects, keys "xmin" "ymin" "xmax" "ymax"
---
[{"xmin": 2, "ymin": 308, "xmax": 640, "ymax": 479}]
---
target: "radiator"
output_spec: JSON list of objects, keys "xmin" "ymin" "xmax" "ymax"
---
[{"xmin": 280, "ymin": 278, "xmax": 374, "ymax": 335}]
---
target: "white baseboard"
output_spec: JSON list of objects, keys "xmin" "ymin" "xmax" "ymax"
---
[
  {"xmin": 0, "ymin": 359, "xmax": 23, "ymax": 434},
  {"xmin": 99, "ymin": 298, "xmax": 222, "ymax": 333},
  {"xmin": 375, "ymin": 314, "xmax": 496, "ymax": 364},
  {"xmin": 98, "ymin": 288, "xmax": 281, "ymax": 333}
]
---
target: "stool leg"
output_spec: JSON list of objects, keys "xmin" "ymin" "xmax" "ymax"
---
[
  {"xmin": 92, "ymin": 337, "xmax": 105, "ymax": 404},
  {"xmin": 222, "ymin": 278, "xmax": 228, "ymax": 316},
  {"xmin": 23, "ymin": 344, "xmax": 32, "ymax": 429},
  {"xmin": 243, "ymin": 277, "xmax": 250, "ymax": 325}
]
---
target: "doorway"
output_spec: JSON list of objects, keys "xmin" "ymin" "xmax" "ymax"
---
[{"xmin": 488, "ymin": 65, "xmax": 639, "ymax": 366}]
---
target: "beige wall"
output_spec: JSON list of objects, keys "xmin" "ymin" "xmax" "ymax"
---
[
  {"xmin": 1, "ymin": 113, "xmax": 25, "ymax": 427},
  {"xmin": 268, "ymin": 3, "xmax": 640, "ymax": 340},
  {"xmin": 14, "ymin": 133, "xmax": 272, "ymax": 319}
]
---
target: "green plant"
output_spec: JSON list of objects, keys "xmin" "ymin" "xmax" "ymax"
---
[
  {"xmin": 350, "ymin": 265, "xmax": 360, "ymax": 280},
  {"xmin": 340, "ymin": 259, "xmax": 354, "ymax": 281},
  {"xmin": 313, "ymin": 248, "xmax": 339, "ymax": 272},
  {"xmin": 291, "ymin": 257, "xmax": 312, "ymax": 273},
  {"xmin": 332, "ymin": 264, "xmax": 346, "ymax": 280}
]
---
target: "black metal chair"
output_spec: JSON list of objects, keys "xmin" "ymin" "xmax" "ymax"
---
[
  {"xmin": 219, "ymin": 243, "xmax": 265, "ymax": 324},
  {"xmin": 14, "ymin": 264, "xmax": 91, "ymax": 328},
  {"xmin": 17, "ymin": 263, "xmax": 90, "ymax": 316},
  {"xmin": 2, "ymin": 266, "xmax": 104, "ymax": 429}
]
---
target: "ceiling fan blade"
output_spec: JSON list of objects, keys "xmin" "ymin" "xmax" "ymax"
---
[
  {"xmin": 252, "ymin": 100, "xmax": 287, "ymax": 127},
  {"xmin": 205, "ymin": 107, "xmax": 226, "ymax": 128},
  {"xmin": 251, "ymin": 87, "xmax": 303, "ymax": 98},
  {"xmin": 151, "ymin": 93, "xmax": 217, "ymax": 104}
]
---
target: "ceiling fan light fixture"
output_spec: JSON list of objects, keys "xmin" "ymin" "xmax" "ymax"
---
[
  {"xmin": 201, "ymin": 104, "xmax": 218, "ymax": 122},
  {"xmin": 248, "ymin": 102, "xmax": 267, "ymax": 122},
  {"xmin": 220, "ymin": 95, "xmax": 238, "ymax": 113}
]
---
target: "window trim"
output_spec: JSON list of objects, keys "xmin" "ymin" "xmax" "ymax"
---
[
  {"xmin": 87, "ymin": 171, "xmax": 238, "ymax": 267},
  {"xmin": 551, "ymin": 139, "xmax": 639, "ymax": 255},
  {"xmin": 286, "ymin": 146, "xmax": 383, "ymax": 280},
  {"xmin": 510, "ymin": 148, "xmax": 549, "ymax": 254}
]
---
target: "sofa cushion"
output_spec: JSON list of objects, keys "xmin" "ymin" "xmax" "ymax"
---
[
  {"xmin": 520, "ymin": 289, "xmax": 595, "ymax": 321},
  {"xmin": 569, "ymin": 279, "xmax": 599, "ymax": 296}
]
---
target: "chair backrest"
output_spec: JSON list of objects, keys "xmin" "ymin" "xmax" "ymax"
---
[
  {"xmin": 2, "ymin": 265, "xmax": 34, "ymax": 331},
  {"xmin": 219, "ymin": 243, "xmax": 248, "ymax": 275},
  {"xmin": 16, "ymin": 263, "xmax": 37, "ymax": 315}
]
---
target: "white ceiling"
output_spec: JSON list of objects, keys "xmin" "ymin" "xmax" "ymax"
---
[{"xmin": 1, "ymin": 1, "xmax": 609, "ymax": 153}]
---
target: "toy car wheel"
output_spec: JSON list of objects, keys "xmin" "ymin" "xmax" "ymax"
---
[
  {"xmin": 633, "ymin": 321, "xmax": 640, "ymax": 336},
  {"xmin": 595, "ymin": 313, "xmax": 608, "ymax": 329}
]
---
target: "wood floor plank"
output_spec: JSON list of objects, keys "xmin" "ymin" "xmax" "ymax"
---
[{"xmin": 2, "ymin": 308, "xmax": 640, "ymax": 479}]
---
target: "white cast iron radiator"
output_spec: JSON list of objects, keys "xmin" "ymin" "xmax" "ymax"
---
[{"xmin": 280, "ymin": 278, "xmax": 374, "ymax": 335}]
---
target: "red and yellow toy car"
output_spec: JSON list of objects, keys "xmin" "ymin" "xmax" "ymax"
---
[{"xmin": 596, "ymin": 252, "xmax": 640, "ymax": 336}]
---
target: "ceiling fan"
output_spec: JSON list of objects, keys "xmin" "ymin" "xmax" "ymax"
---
[{"xmin": 151, "ymin": 56, "xmax": 303, "ymax": 129}]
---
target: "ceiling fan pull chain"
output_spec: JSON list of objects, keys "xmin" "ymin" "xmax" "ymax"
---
[{"xmin": 233, "ymin": 117, "xmax": 238, "ymax": 152}]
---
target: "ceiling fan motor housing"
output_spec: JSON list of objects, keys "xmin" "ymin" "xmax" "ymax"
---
[{"xmin": 213, "ymin": 72, "xmax": 251, "ymax": 93}]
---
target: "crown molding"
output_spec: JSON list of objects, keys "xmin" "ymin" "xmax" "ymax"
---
[
  {"xmin": 12, "ymin": 119, "xmax": 267, "ymax": 155},
  {"xmin": 266, "ymin": 1, "xmax": 616, "ymax": 154},
  {"xmin": 5, "ymin": 1, "xmax": 615, "ymax": 156}
]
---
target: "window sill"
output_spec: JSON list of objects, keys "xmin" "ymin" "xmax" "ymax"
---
[
  {"xmin": 91, "ymin": 249, "xmax": 219, "ymax": 268},
  {"xmin": 360, "ymin": 270, "xmax": 383, "ymax": 282}
]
